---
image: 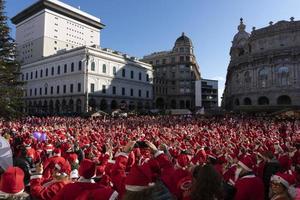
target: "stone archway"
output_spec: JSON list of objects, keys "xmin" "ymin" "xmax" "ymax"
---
[
  {"xmin": 111, "ymin": 100, "xmax": 118, "ymax": 110},
  {"xmin": 89, "ymin": 98, "xmax": 96, "ymax": 111},
  {"xmin": 55, "ymin": 100, "xmax": 60, "ymax": 113},
  {"xmin": 62, "ymin": 99, "xmax": 67, "ymax": 113},
  {"xmin": 69, "ymin": 99, "xmax": 74, "ymax": 113},
  {"xmin": 277, "ymin": 95, "xmax": 291, "ymax": 105},
  {"xmin": 100, "ymin": 99, "xmax": 108, "ymax": 111},
  {"xmin": 49, "ymin": 100, "xmax": 54, "ymax": 114},
  {"xmin": 76, "ymin": 99, "xmax": 82, "ymax": 113},
  {"xmin": 186, "ymin": 100, "xmax": 191, "ymax": 109},
  {"xmin": 258, "ymin": 96, "xmax": 269, "ymax": 105},
  {"xmin": 171, "ymin": 99, "xmax": 177, "ymax": 109},
  {"xmin": 243, "ymin": 97, "xmax": 252, "ymax": 105},
  {"xmin": 180, "ymin": 100, "xmax": 185, "ymax": 109}
]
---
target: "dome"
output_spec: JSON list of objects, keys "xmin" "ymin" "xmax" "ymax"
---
[
  {"xmin": 175, "ymin": 32, "xmax": 193, "ymax": 46},
  {"xmin": 232, "ymin": 18, "xmax": 250, "ymax": 47}
]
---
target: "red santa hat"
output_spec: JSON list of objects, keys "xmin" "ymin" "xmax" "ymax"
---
[
  {"xmin": 0, "ymin": 166, "xmax": 24, "ymax": 194},
  {"xmin": 238, "ymin": 155, "xmax": 254, "ymax": 172},
  {"xmin": 125, "ymin": 163, "xmax": 156, "ymax": 192},
  {"xmin": 54, "ymin": 161, "xmax": 71, "ymax": 176},
  {"xmin": 78, "ymin": 159, "xmax": 96, "ymax": 179},
  {"xmin": 278, "ymin": 155, "xmax": 292, "ymax": 171},
  {"xmin": 271, "ymin": 172, "xmax": 295, "ymax": 189}
]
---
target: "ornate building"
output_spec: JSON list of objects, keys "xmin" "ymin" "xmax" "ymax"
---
[
  {"xmin": 142, "ymin": 33, "xmax": 201, "ymax": 110},
  {"xmin": 223, "ymin": 18, "xmax": 300, "ymax": 112}
]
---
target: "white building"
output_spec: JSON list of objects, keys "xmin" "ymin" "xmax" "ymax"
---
[
  {"xmin": 11, "ymin": 0, "xmax": 104, "ymax": 64},
  {"xmin": 12, "ymin": 0, "xmax": 153, "ymax": 114}
]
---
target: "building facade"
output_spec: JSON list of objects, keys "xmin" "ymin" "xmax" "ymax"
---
[
  {"xmin": 13, "ymin": 0, "xmax": 153, "ymax": 115},
  {"xmin": 223, "ymin": 18, "xmax": 300, "ymax": 112},
  {"xmin": 142, "ymin": 33, "xmax": 201, "ymax": 110},
  {"xmin": 201, "ymin": 79, "xmax": 218, "ymax": 109}
]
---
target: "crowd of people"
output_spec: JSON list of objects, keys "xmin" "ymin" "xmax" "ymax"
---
[{"xmin": 0, "ymin": 115, "xmax": 299, "ymax": 200}]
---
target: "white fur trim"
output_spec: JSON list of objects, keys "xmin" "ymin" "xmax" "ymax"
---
[
  {"xmin": 125, "ymin": 183, "xmax": 155, "ymax": 192},
  {"xmin": 271, "ymin": 175, "xmax": 289, "ymax": 188},
  {"xmin": 154, "ymin": 150, "xmax": 164, "ymax": 158},
  {"xmin": 115, "ymin": 152, "xmax": 128, "ymax": 158},
  {"xmin": 109, "ymin": 191, "xmax": 118, "ymax": 200},
  {"xmin": 108, "ymin": 160, "xmax": 115, "ymax": 164},
  {"xmin": 0, "ymin": 189, "xmax": 24, "ymax": 196},
  {"xmin": 55, "ymin": 163, "xmax": 61, "ymax": 170},
  {"xmin": 78, "ymin": 177, "xmax": 95, "ymax": 183},
  {"xmin": 240, "ymin": 174, "xmax": 256, "ymax": 179},
  {"xmin": 238, "ymin": 161, "xmax": 252, "ymax": 172},
  {"xmin": 30, "ymin": 174, "xmax": 43, "ymax": 180},
  {"xmin": 228, "ymin": 179, "xmax": 235, "ymax": 186}
]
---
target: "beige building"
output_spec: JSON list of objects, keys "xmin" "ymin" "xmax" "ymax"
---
[
  {"xmin": 142, "ymin": 33, "xmax": 201, "ymax": 110},
  {"xmin": 223, "ymin": 18, "xmax": 300, "ymax": 112}
]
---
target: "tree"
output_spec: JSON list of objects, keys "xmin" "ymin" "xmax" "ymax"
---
[{"xmin": 0, "ymin": 0, "xmax": 24, "ymax": 119}]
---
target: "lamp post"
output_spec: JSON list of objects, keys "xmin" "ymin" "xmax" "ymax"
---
[{"xmin": 85, "ymin": 52, "xmax": 89, "ymax": 113}]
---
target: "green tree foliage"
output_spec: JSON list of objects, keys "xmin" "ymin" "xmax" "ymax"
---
[{"xmin": 0, "ymin": 0, "xmax": 24, "ymax": 119}]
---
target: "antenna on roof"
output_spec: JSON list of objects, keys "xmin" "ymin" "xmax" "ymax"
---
[{"xmin": 78, "ymin": 6, "xmax": 81, "ymax": 10}]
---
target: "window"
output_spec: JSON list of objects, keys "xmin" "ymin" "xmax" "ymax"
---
[
  {"xmin": 146, "ymin": 91, "xmax": 149, "ymax": 98},
  {"xmin": 77, "ymin": 83, "xmax": 81, "ymax": 92},
  {"xmin": 31, "ymin": 72, "xmax": 33, "ymax": 79},
  {"xmin": 122, "ymin": 69, "xmax": 126, "ymax": 77},
  {"xmin": 50, "ymin": 86, "xmax": 53, "ymax": 94},
  {"xmin": 149, "ymin": 61, "xmax": 153, "ymax": 65},
  {"xmin": 102, "ymin": 85, "xmax": 106, "ymax": 94},
  {"xmin": 180, "ymin": 47, "xmax": 184, "ymax": 52},
  {"xmin": 57, "ymin": 86, "xmax": 60, "ymax": 94},
  {"xmin": 78, "ymin": 61, "xmax": 82, "ymax": 71},
  {"xmin": 64, "ymin": 64, "xmax": 67, "ymax": 73},
  {"xmin": 112, "ymin": 86, "xmax": 116, "ymax": 95},
  {"xmin": 30, "ymin": 89, "xmax": 32, "ymax": 96},
  {"xmin": 46, "ymin": 68, "xmax": 48, "ymax": 77},
  {"xmin": 131, "ymin": 71, "xmax": 134, "ymax": 79},
  {"xmin": 63, "ymin": 85, "xmax": 66, "ymax": 93},
  {"xmin": 138, "ymin": 90, "xmax": 141, "ymax": 97},
  {"xmin": 258, "ymin": 68, "xmax": 268, "ymax": 88},
  {"xmin": 146, "ymin": 74, "xmax": 149, "ymax": 82},
  {"xmin": 90, "ymin": 83, "xmax": 95, "ymax": 93},
  {"xmin": 113, "ymin": 67, "xmax": 116, "ymax": 75},
  {"xmin": 51, "ymin": 67, "xmax": 54, "ymax": 75},
  {"xmin": 102, "ymin": 64, "xmax": 106, "ymax": 73},
  {"xmin": 39, "ymin": 88, "xmax": 42, "ymax": 95},
  {"xmin": 91, "ymin": 62, "xmax": 95, "ymax": 71},
  {"xmin": 130, "ymin": 89, "xmax": 133, "ymax": 96},
  {"xmin": 186, "ymin": 56, "xmax": 190, "ymax": 61},
  {"xmin": 277, "ymin": 66, "xmax": 289, "ymax": 86},
  {"xmin": 34, "ymin": 88, "xmax": 37, "ymax": 96},
  {"xmin": 35, "ymin": 70, "xmax": 38, "ymax": 78},
  {"xmin": 70, "ymin": 84, "xmax": 73, "ymax": 93},
  {"xmin": 180, "ymin": 56, "xmax": 184, "ymax": 62},
  {"xmin": 71, "ymin": 63, "xmax": 74, "ymax": 72},
  {"xmin": 57, "ymin": 65, "xmax": 60, "ymax": 75},
  {"xmin": 139, "ymin": 72, "xmax": 142, "ymax": 80},
  {"xmin": 162, "ymin": 59, "xmax": 166, "ymax": 64},
  {"xmin": 25, "ymin": 73, "xmax": 28, "ymax": 80},
  {"xmin": 122, "ymin": 88, "xmax": 125, "ymax": 96},
  {"xmin": 44, "ymin": 87, "xmax": 48, "ymax": 95}
]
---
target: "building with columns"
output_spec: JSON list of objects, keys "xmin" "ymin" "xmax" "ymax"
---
[
  {"xmin": 223, "ymin": 18, "xmax": 300, "ymax": 112},
  {"xmin": 142, "ymin": 33, "xmax": 201, "ymax": 110},
  {"xmin": 12, "ymin": 0, "xmax": 153, "ymax": 115}
]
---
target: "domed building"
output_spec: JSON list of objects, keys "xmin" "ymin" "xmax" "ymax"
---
[
  {"xmin": 142, "ymin": 33, "xmax": 202, "ymax": 110},
  {"xmin": 223, "ymin": 18, "xmax": 300, "ymax": 112}
]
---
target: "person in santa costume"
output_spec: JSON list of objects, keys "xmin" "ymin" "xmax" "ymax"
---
[
  {"xmin": 30, "ymin": 161, "xmax": 71, "ymax": 200},
  {"xmin": 53, "ymin": 158, "xmax": 118, "ymax": 200},
  {"xmin": 234, "ymin": 155, "xmax": 264, "ymax": 200},
  {"xmin": 0, "ymin": 166, "xmax": 30, "ymax": 200},
  {"xmin": 270, "ymin": 172, "xmax": 295, "ymax": 200}
]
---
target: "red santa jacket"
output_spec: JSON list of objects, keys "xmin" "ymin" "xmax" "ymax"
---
[
  {"xmin": 234, "ymin": 173, "xmax": 264, "ymax": 200},
  {"xmin": 43, "ymin": 156, "xmax": 67, "ymax": 180},
  {"xmin": 30, "ymin": 174, "xmax": 70, "ymax": 200},
  {"xmin": 110, "ymin": 152, "xmax": 128, "ymax": 198},
  {"xmin": 53, "ymin": 181, "xmax": 118, "ymax": 200}
]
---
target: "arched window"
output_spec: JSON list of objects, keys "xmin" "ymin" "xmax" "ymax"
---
[
  {"xmin": 78, "ymin": 61, "xmax": 82, "ymax": 71},
  {"xmin": 102, "ymin": 64, "xmax": 106, "ymax": 73},
  {"xmin": 277, "ymin": 95, "xmax": 291, "ymax": 105},
  {"xmin": 243, "ymin": 97, "xmax": 252, "ymax": 105},
  {"xmin": 235, "ymin": 73, "xmax": 240, "ymax": 84},
  {"xmin": 91, "ymin": 61, "xmax": 95, "ymax": 71},
  {"xmin": 113, "ymin": 67, "xmax": 116, "ymax": 75},
  {"xmin": 258, "ymin": 68, "xmax": 268, "ymax": 88},
  {"xmin": 277, "ymin": 66, "xmax": 289, "ymax": 86},
  {"xmin": 258, "ymin": 96, "xmax": 269, "ymax": 105}
]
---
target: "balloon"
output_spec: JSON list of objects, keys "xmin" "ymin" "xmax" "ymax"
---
[
  {"xmin": 33, "ymin": 131, "xmax": 41, "ymax": 140},
  {"xmin": 40, "ymin": 133, "xmax": 47, "ymax": 141}
]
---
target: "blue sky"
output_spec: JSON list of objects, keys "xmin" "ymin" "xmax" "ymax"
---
[{"xmin": 5, "ymin": 0, "xmax": 300, "ymax": 104}]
